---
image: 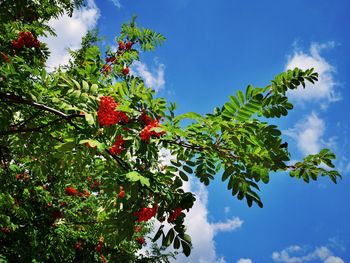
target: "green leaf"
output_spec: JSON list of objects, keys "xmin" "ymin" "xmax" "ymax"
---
[
  {"xmin": 183, "ymin": 166, "xmax": 193, "ymax": 174},
  {"xmin": 222, "ymin": 165, "xmax": 234, "ymax": 182},
  {"xmin": 82, "ymin": 80, "xmax": 89, "ymax": 92},
  {"xmin": 84, "ymin": 113, "xmax": 94, "ymax": 125},
  {"xmin": 153, "ymin": 225, "xmax": 164, "ymax": 242},
  {"xmin": 174, "ymin": 236, "xmax": 180, "ymax": 249},
  {"xmin": 182, "ymin": 240, "xmax": 191, "ymax": 257},
  {"xmin": 237, "ymin": 90, "xmax": 245, "ymax": 104},
  {"xmin": 54, "ymin": 142, "xmax": 75, "ymax": 152},
  {"xmin": 179, "ymin": 171, "xmax": 189, "ymax": 181}
]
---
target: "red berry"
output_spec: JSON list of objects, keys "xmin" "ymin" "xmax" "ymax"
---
[
  {"xmin": 102, "ymin": 64, "xmax": 112, "ymax": 75},
  {"xmin": 118, "ymin": 41, "xmax": 125, "ymax": 50},
  {"xmin": 106, "ymin": 56, "xmax": 116, "ymax": 63},
  {"xmin": 96, "ymin": 243, "xmax": 103, "ymax": 253},
  {"xmin": 118, "ymin": 189, "xmax": 125, "ymax": 198},
  {"xmin": 122, "ymin": 67, "xmax": 129, "ymax": 75},
  {"xmin": 75, "ymin": 240, "xmax": 83, "ymax": 250},
  {"xmin": 136, "ymin": 237, "xmax": 145, "ymax": 245},
  {"xmin": 134, "ymin": 226, "xmax": 142, "ymax": 233},
  {"xmin": 125, "ymin": 41, "xmax": 133, "ymax": 50}
]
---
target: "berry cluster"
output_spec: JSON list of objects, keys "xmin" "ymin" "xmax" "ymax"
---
[
  {"xmin": 105, "ymin": 56, "xmax": 116, "ymax": 63},
  {"xmin": 65, "ymin": 186, "xmax": 78, "ymax": 196},
  {"xmin": 109, "ymin": 135, "xmax": 125, "ymax": 155},
  {"xmin": 118, "ymin": 41, "xmax": 133, "ymax": 51},
  {"xmin": 134, "ymin": 204, "xmax": 158, "ymax": 222},
  {"xmin": 140, "ymin": 118, "xmax": 165, "ymax": 141},
  {"xmin": 78, "ymin": 189, "xmax": 91, "ymax": 198},
  {"xmin": 101, "ymin": 40, "xmax": 133, "ymax": 76},
  {"xmin": 168, "ymin": 207, "xmax": 183, "ymax": 223},
  {"xmin": 11, "ymin": 31, "xmax": 40, "ymax": 50},
  {"xmin": 97, "ymin": 96, "xmax": 129, "ymax": 127}
]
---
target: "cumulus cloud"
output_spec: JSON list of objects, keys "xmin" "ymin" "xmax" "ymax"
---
[
  {"xmin": 285, "ymin": 42, "xmax": 340, "ymax": 104},
  {"xmin": 157, "ymin": 150, "xmax": 243, "ymax": 263},
  {"xmin": 40, "ymin": 0, "xmax": 100, "ymax": 70},
  {"xmin": 272, "ymin": 245, "xmax": 344, "ymax": 263},
  {"xmin": 284, "ymin": 112, "xmax": 326, "ymax": 155},
  {"xmin": 170, "ymin": 179, "xmax": 243, "ymax": 263},
  {"xmin": 131, "ymin": 60, "xmax": 165, "ymax": 92},
  {"xmin": 237, "ymin": 258, "xmax": 253, "ymax": 263}
]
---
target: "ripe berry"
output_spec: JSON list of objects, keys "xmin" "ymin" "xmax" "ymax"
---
[
  {"xmin": 125, "ymin": 41, "xmax": 133, "ymax": 50},
  {"xmin": 122, "ymin": 67, "xmax": 129, "ymax": 75},
  {"xmin": 118, "ymin": 41, "xmax": 125, "ymax": 50},
  {"xmin": 118, "ymin": 186, "xmax": 125, "ymax": 198},
  {"xmin": 102, "ymin": 64, "xmax": 111, "ymax": 75},
  {"xmin": 136, "ymin": 237, "xmax": 145, "ymax": 245},
  {"xmin": 75, "ymin": 240, "xmax": 83, "ymax": 250},
  {"xmin": 106, "ymin": 56, "xmax": 116, "ymax": 63}
]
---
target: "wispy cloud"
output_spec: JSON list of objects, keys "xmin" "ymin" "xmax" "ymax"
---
[
  {"xmin": 237, "ymin": 258, "xmax": 253, "ymax": 263},
  {"xmin": 285, "ymin": 42, "xmax": 340, "ymax": 104},
  {"xmin": 272, "ymin": 245, "xmax": 344, "ymax": 263},
  {"xmin": 284, "ymin": 112, "xmax": 326, "ymax": 155},
  {"xmin": 131, "ymin": 60, "xmax": 166, "ymax": 92},
  {"xmin": 109, "ymin": 0, "xmax": 121, "ymax": 8},
  {"xmin": 224, "ymin": 206, "xmax": 231, "ymax": 214},
  {"xmin": 40, "ymin": 0, "xmax": 100, "ymax": 70}
]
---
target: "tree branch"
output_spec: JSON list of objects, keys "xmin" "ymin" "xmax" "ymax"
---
[
  {"xmin": 0, "ymin": 118, "xmax": 64, "ymax": 135},
  {"xmin": 0, "ymin": 92, "xmax": 84, "ymax": 129}
]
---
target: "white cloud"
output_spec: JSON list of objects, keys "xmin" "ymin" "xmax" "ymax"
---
[
  {"xmin": 157, "ymin": 150, "xmax": 243, "ymax": 263},
  {"xmin": 109, "ymin": 0, "xmax": 121, "ymax": 8},
  {"xmin": 237, "ymin": 258, "xmax": 253, "ymax": 263},
  {"xmin": 285, "ymin": 42, "xmax": 340, "ymax": 104},
  {"xmin": 211, "ymin": 217, "xmax": 243, "ymax": 234},
  {"xmin": 131, "ymin": 60, "xmax": 165, "ymax": 92},
  {"xmin": 284, "ymin": 112, "xmax": 326, "ymax": 155},
  {"xmin": 272, "ymin": 245, "xmax": 344, "ymax": 263},
  {"xmin": 324, "ymin": 256, "xmax": 344, "ymax": 263},
  {"xmin": 170, "ymin": 179, "xmax": 243, "ymax": 263},
  {"xmin": 40, "ymin": 0, "xmax": 100, "ymax": 70}
]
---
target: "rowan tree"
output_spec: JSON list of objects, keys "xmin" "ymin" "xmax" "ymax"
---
[{"xmin": 0, "ymin": 1, "xmax": 341, "ymax": 262}]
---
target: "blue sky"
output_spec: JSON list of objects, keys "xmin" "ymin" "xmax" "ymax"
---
[{"xmin": 44, "ymin": 0, "xmax": 350, "ymax": 262}]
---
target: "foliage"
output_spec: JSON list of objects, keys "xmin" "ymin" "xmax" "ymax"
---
[{"xmin": 0, "ymin": 1, "xmax": 341, "ymax": 262}]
